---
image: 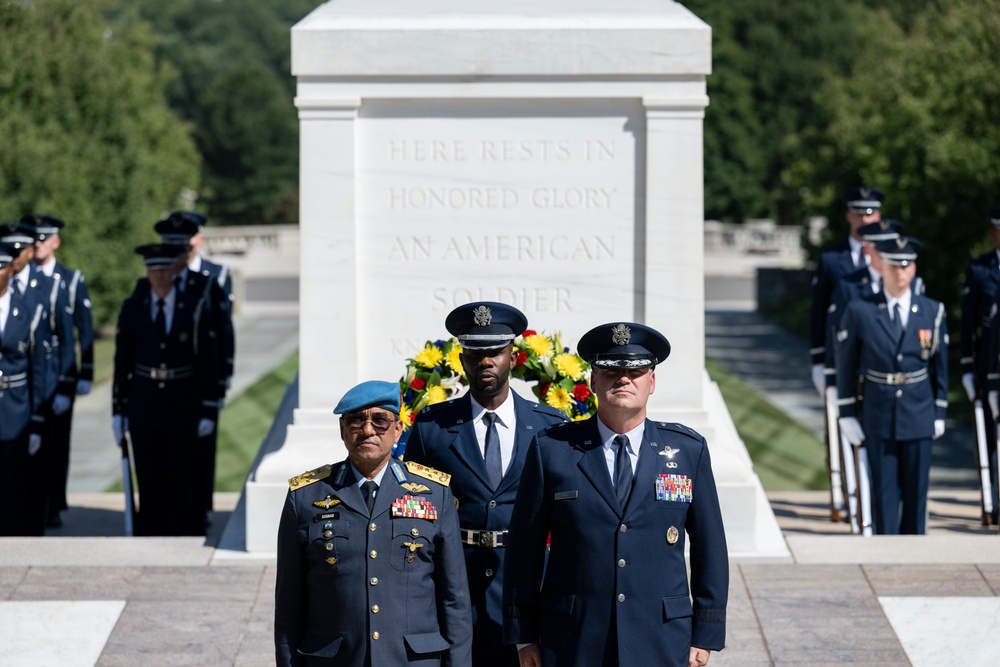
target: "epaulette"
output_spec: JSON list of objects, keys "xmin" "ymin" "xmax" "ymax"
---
[
  {"xmin": 531, "ymin": 402, "xmax": 569, "ymax": 418},
  {"xmin": 655, "ymin": 422, "xmax": 704, "ymax": 442},
  {"xmin": 288, "ymin": 464, "xmax": 333, "ymax": 490},
  {"xmin": 404, "ymin": 461, "xmax": 451, "ymax": 486}
]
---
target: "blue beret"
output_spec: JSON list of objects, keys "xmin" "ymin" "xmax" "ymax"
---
[
  {"xmin": 155, "ymin": 210, "xmax": 206, "ymax": 243},
  {"xmin": 135, "ymin": 243, "xmax": 188, "ymax": 268},
  {"xmin": 445, "ymin": 302, "xmax": 527, "ymax": 350},
  {"xmin": 843, "ymin": 186, "xmax": 885, "ymax": 213},
  {"xmin": 875, "ymin": 236, "xmax": 922, "ymax": 266},
  {"xmin": 858, "ymin": 219, "xmax": 903, "ymax": 242},
  {"xmin": 334, "ymin": 380, "xmax": 401, "ymax": 415},
  {"xmin": 578, "ymin": 322, "xmax": 671, "ymax": 369},
  {"xmin": 18, "ymin": 214, "xmax": 64, "ymax": 241}
]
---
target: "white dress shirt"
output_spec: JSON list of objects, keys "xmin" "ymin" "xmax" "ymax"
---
[
  {"xmin": 849, "ymin": 236, "xmax": 868, "ymax": 269},
  {"xmin": 0, "ymin": 289, "xmax": 10, "ymax": 338},
  {"xmin": 596, "ymin": 417, "xmax": 644, "ymax": 483},
  {"xmin": 470, "ymin": 392, "xmax": 517, "ymax": 475},
  {"xmin": 886, "ymin": 289, "xmax": 913, "ymax": 329}
]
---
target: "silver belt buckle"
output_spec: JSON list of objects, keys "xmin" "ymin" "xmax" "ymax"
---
[
  {"xmin": 479, "ymin": 531, "xmax": 497, "ymax": 548},
  {"xmin": 892, "ymin": 372, "xmax": 906, "ymax": 385},
  {"xmin": 150, "ymin": 368, "xmax": 167, "ymax": 380}
]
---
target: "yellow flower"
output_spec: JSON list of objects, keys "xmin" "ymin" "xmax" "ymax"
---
[
  {"xmin": 446, "ymin": 343, "xmax": 464, "ymax": 376},
  {"xmin": 545, "ymin": 385, "xmax": 572, "ymax": 413},
  {"xmin": 414, "ymin": 344, "xmax": 444, "ymax": 369},
  {"xmin": 426, "ymin": 385, "xmax": 448, "ymax": 405},
  {"xmin": 399, "ymin": 404, "xmax": 412, "ymax": 429},
  {"xmin": 553, "ymin": 353, "xmax": 586, "ymax": 381},
  {"xmin": 523, "ymin": 334, "xmax": 553, "ymax": 357}
]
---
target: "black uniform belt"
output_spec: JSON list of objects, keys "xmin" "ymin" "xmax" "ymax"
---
[
  {"xmin": 0, "ymin": 372, "xmax": 28, "ymax": 389},
  {"xmin": 133, "ymin": 364, "xmax": 194, "ymax": 381},
  {"xmin": 460, "ymin": 528, "xmax": 507, "ymax": 548},
  {"xmin": 864, "ymin": 369, "xmax": 928, "ymax": 385}
]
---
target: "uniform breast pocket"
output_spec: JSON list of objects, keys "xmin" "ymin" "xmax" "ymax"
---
[
  {"xmin": 391, "ymin": 520, "xmax": 434, "ymax": 571},
  {"xmin": 307, "ymin": 521, "xmax": 347, "ymax": 567}
]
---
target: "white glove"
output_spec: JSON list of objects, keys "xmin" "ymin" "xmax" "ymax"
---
[
  {"xmin": 197, "ymin": 418, "xmax": 216, "ymax": 437},
  {"xmin": 51, "ymin": 394, "xmax": 72, "ymax": 416},
  {"xmin": 76, "ymin": 379, "xmax": 92, "ymax": 396},
  {"xmin": 825, "ymin": 386, "xmax": 838, "ymax": 405},
  {"xmin": 962, "ymin": 373, "xmax": 976, "ymax": 402},
  {"xmin": 28, "ymin": 434, "xmax": 42, "ymax": 456},
  {"xmin": 838, "ymin": 416, "xmax": 866, "ymax": 446},
  {"xmin": 990, "ymin": 390, "xmax": 999, "ymax": 417},
  {"xmin": 811, "ymin": 364, "xmax": 825, "ymax": 396},
  {"xmin": 933, "ymin": 419, "xmax": 945, "ymax": 440},
  {"xmin": 112, "ymin": 415, "xmax": 128, "ymax": 444}
]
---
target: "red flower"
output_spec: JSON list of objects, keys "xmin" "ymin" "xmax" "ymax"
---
[
  {"xmin": 522, "ymin": 329, "xmax": 537, "ymax": 337},
  {"xmin": 411, "ymin": 378, "xmax": 426, "ymax": 390},
  {"xmin": 572, "ymin": 384, "xmax": 591, "ymax": 402},
  {"xmin": 408, "ymin": 412, "xmax": 416, "ymax": 424},
  {"xmin": 539, "ymin": 382, "xmax": 551, "ymax": 397},
  {"xmin": 546, "ymin": 531, "xmax": 552, "ymax": 547},
  {"xmin": 515, "ymin": 351, "xmax": 529, "ymax": 367}
]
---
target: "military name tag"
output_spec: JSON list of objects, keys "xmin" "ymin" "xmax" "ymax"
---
[
  {"xmin": 554, "ymin": 491, "xmax": 578, "ymax": 501},
  {"xmin": 392, "ymin": 495, "xmax": 438, "ymax": 520},
  {"xmin": 313, "ymin": 512, "xmax": 340, "ymax": 522},
  {"xmin": 656, "ymin": 474, "xmax": 692, "ymax": 502}
]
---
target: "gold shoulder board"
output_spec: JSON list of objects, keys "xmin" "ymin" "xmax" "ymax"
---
[
  {"xmin": 288, "ymin": 464, "xmax": 333, "ymax": 490},
  {"xmin": 404, "ymin": 461, "xmax": 451, "ymax": 487}
]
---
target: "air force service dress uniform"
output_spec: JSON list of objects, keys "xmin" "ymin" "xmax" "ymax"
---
[
  {"xmin": 275, "ymin": 381, "xmax": 472, "ymax": 667},
  {"xmin": 404, "ymin": 302, "xmax": 566, "ymax": 666},
  {"xmin": 112, "ymin": 244, "xmax": 220, "ymax": 536},
  {"xmin": 503, "ymin": 323, "xmax": 728, "ymax": 667},
  {"xmin": 0, "ymin": 242, "xmax": 52, "ymax": 535},
  {"xmin": 835, "ymin": 238, "xmax": 947, "ymax": 535}
]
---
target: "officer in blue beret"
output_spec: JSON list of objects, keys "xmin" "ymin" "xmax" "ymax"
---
[
  {"xmin": 0, "ymin": 241, "xmax": 54, "ymax": 535},
  {"xmin": 112, "ymin": 243, "xmax": 221, "ymax": 536},
  {"xmin": 404, "ymin": 302, "xmax": 566, "ymax": 667},
  {"xmin": 960, "ymin": 205, "xmax": 1000, "ymax": 524},
  {"xmin": 18, "ymin": 213, "xmax": 95, "ymax": 528},
  {"xmin": 154, "ymin": 211, "xmax": 234, "ymax": 527},
  {"xmin": 275, "ymin": 380, "xmax": 473, "ymax": 667},
  {"xmin": 504, "ymin": 323, "xmax": 728, "ymax": 667},
  {"xmin": 836, "ymin": 237, "xmax": 948, "ymax": 535}
]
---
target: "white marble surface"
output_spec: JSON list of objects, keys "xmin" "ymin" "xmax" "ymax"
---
[
  {"xmin": 880, "ymin": 597, "xmax": 1000, "ymax": 666},
  {"xmin": 0, "ymin": 600, "xmax": 125, "ymax": 667}
]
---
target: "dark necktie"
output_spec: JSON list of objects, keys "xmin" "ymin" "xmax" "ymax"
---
[
  {"xmin": 854, "ymin": 251, "xmax": 865, "ymax": 271},
  {"xmin": 155, "ymin": 298, "xmax": 167, "ymax": 338},
  {"xmin": 893, "ymin": 303, "xmax": 904, "ymax": 340},
  {"xmin": 362, "ymin": 480, "xmax": 378, "ymax": 514},
  {"xmin": 614, "ymin": 435, "xmax": 633, "ymax": 510},
  {"xmin": 11, "ymin": 277, "xmax": 21, "ymax": 297},
  {"xmin": 483, "ymin": 412, "xmax": 503, "ymax": 489}
]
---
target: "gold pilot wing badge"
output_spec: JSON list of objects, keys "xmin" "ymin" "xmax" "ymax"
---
[
  {"xmin": 401, "ymin": 482, "xmax": 431, "ymax": 494},
  {"xmin": 313, "ymin": 496, "xmax": 341, "ymax": 510}
]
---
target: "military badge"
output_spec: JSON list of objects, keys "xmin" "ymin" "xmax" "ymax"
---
[
  {"xmin": 659, "ymin": 446, "xmax": 679, "ymax": 467},
  {"xmin": 612, "ymin": 323, "xmax": 631, "ymax": 345},
  {"xmin": 918, "ymin": 329, "xmax": 932, "ymax": 348},
  {"xmin": 325, "ymin": 557, "xmax": 337, "ymax": 565},
  {"xmin": 401, "ymin": 482, "xmax": 431, "ymax": 494},
  {"xmin": 313, "ymin": 496, "xmax": 341, "ymax": 510},
  {"xmin": 666, "ymin": 526, "xmax": 679, "ymax": 545},
  {"xmin": 392, "ymin": 495, "xmax": 438, "ymax": 520},
  {"xmin": 473, "ymin": 305, "xmax": 492, "ymax": 326},
  {"xmin": 656, "ymin": 474, "xmax": 693, "ymax": 502},
  {"xmin": 403, "ymin": 541, "xmax": 424, "ymax": 563}
]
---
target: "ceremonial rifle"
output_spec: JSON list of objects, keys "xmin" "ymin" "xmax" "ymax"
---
[
  {"xmin": 973, "ymin": 399, "xmax": 994, "ymax": 525},
  {"xmin": 120, "ymin": 432, "xmax": 137, "ymax": 537},
  {"xmin": 824, "ymin": 386, "xmax": 846, "ymax": 522}
]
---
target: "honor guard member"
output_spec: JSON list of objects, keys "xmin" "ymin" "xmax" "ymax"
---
[
  {"xmin": 18, "ymin": 214, "xmax": 95, "ymax": 528},
  {"xmin": 960, "ymin": 204, "xmax": 1000, "ymax": 523},
  {"xmin": 155, "ymin": 211, "xmax": 234, "ymax": 525},
  {"xmin": 810, "ymin": 186, "xmax": 886, "ymax": 395},
  {"xmin": 112, "ymin": 243, "xmax": 220, "ymax": 536},
  {"xmin": 274, "ymin": 380, "xmax": 473, "ymax": 667},
  {"xmin": 504, "ymin": 323, "xmax": 728, "ymax": 667},
  {"xmin": 0, "ymin": 242, "xmax": 51, "ymax": 535},
  {"xmin": 404, "ymin": 302, "xmax": 566, "ymax": 667},
  {"xmin": 836, "ymin": 237, "xmax": 948, "ymax": 535}
]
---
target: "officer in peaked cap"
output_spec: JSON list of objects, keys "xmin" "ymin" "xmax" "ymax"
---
[
  {"xmin": 960, "ymin": 204, "xmax": 1000, "ymax": 524},
  {"xmin": 18, "ymin": 213, "xmax": 95, "ymax": 528},
  {"xmin": 504, "ymin": 322, "xmax": 728, "ymax": 667},
  {"xmin": 836, "ymin": 237, "xmax": 948, "ymax": 535},
  {"xmin": 154, "ymin": 211, "xmax": 234, "ymax": 526},
  {"xmin": 275, "ymin": 380, "xmax": 472, "ymax": 667},
  {"xmin": 406, "ymin": 302, "xmax": 565, "ymax": 667},
  {"xmin": 0, "ymin": 241, "xmax": 54, "ymax": 535},
  {"xmin": 112, "ymin": 243, "xmax": 221, "ymax": 536}
]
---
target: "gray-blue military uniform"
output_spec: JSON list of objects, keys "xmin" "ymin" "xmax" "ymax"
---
[
  {"xmin": 835, "ymin": 238, "xmax": 947, "ymax": 535},
  {"xmin": 275, "ymin": 459, "xmax": 473, "ymax": 667}
]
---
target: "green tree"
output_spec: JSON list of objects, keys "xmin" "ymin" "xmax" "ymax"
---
[
  {"xmin": 0, "ymin": 0, "xmax": 200, "ymax": 326},
  {"xmin": 786, "ymin": 0, "xmax": 1000, "ymax": 314}
]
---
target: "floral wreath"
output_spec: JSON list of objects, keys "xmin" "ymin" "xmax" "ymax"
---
[{"xmin": 396, "ymin": 331, "xmax": 597, "ymax": 457}]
